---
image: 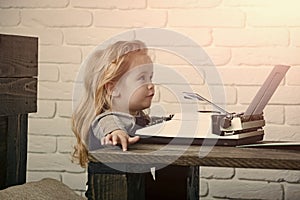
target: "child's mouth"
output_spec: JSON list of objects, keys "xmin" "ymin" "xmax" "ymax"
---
[{"xmin": 147, "ymin": 93, "xmax": 154, "ymax": 98}]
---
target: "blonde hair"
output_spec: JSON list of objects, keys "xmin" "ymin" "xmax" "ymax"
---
[{"xmin": 72, "ymin": 40, "xmax": 148, "ymax": 167}]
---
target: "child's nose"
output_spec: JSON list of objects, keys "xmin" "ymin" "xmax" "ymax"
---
[{"xmin": 147, "ymin": 82, "xmax": 154, "ymax": 90}]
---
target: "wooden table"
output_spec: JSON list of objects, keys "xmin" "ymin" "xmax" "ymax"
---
[
  {"xmin": 0, "ymin": 34, "xmax": 38, "ymax": 190},
  {"xmin": 88, "ymin": 143, "xmax": 300, "ymax": 200}
]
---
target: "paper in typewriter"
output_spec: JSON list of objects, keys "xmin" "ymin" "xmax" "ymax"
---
[{"xmin": 244, "ymin": 65, "xmax": 290, "ymax": 120}]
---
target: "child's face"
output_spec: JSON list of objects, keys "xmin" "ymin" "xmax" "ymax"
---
[{"xmin": 113, "ymin": 54, "xmax": 154, "ymax": 115}]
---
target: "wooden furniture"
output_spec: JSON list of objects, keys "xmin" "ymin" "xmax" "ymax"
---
[
  {"xmin": 88, "ymin": 143, "xmax": 300, "ymax": 200},
  {"xmin": 0, "ymin": 34, "xmax": 38, "ymax": 190}
]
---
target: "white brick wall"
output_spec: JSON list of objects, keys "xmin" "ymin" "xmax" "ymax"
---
[
  {"xmin": 1, "ymin": 0, "xmax": 299, "ymax": 199},
  {"xmin": 22, "ymin": 9, "xmax": 92, "ymax": 27},
  {"xmin": 209, "ymin": 180, "xmax": 283, "ymax": 199}
]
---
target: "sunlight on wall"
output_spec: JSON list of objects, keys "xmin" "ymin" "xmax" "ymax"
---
[
  {"xmin": 246, "ymin": 0, "xmax": 300, "ymax": 26},
  {"xmin": 272, "ymin": 0, "xmax": 300, "ymax": 13}
]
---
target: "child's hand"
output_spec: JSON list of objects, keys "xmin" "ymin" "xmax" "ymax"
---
[{"xmin": 101, "ymin": 130, "xmax": 140, "ymax": 151}]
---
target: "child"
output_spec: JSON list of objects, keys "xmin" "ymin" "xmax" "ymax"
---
[{"xmin": 72, "ymin": 40, "xmax": 155, "ymax": 167}]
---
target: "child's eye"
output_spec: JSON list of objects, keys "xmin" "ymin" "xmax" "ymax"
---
[{"xmin": 138, "ymin": 75, "xmax": 146, "ymax": 81}]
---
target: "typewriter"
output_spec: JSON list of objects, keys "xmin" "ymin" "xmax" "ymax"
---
[{"xmin": 136, "ymin": 65, "xmax": 290, "ymax": 146}]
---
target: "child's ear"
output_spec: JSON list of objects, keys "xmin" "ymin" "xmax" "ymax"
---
[
  {"xmin": 105, "ymin": 82, "xmax": 120, "ymax": 97},
  {"xmin": 105, "ymin": 82, "xmax": 114, "ymax": 95},
  {"xmin": 112, "ymin": 90, "xmax": 120, "ymax": 97}
]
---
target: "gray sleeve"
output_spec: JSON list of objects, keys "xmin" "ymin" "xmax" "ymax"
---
[
  {"xmin": 91, "ymin": 112, "xmax": 135, "ymax": 140},
  {"xmin": 98, "ymin": 114, "xmax": 127, "ymax": 137}
]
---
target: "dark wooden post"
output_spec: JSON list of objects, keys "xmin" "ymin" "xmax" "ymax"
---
[
  {"xmin": 0, "ymin": 34, "xmax": 38, "ymax": 189},
  {"xmin": 86, "ymin": 162, "xmax": 199, "ymax": 200}
]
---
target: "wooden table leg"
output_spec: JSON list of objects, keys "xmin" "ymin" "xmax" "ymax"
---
[
  {"xmin": 187, "ymin": 166, "xmax": 199, "ymax": 200},
  {"xmin": 87, "ymin": 162, "xmax": 145, "ymax": 200}
]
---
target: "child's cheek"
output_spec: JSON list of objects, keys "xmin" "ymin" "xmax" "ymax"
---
[{"xmin": 129, "ymin": 82, "xmax": 143, "ymax": 92}]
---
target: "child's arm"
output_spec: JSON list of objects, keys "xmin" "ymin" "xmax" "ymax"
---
[
  {"xmin": 93, "ymin": 112, "xmax": 140, "ymax": 151},
  {"xmin": 101, "ymin": 130, "xmax": 140, "ymax": 151}
]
